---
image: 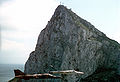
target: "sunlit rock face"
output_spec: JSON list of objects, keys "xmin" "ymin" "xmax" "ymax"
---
[{"xmin": 24, "ymin": 5, "xmax": 120, "ymax": 82}]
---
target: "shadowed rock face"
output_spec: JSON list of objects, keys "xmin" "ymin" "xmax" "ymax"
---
[{"xmin": 24, "ymin": 5, "xmax": 120, "ymax": 82}]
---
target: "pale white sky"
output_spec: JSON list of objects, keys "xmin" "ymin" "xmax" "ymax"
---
[{"xmin": 0, "ymin": 0, "xmax": 120, "ymax": 64}]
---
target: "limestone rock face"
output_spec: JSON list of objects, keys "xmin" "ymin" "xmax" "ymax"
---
[{"xmin": 24, "ymin": 5, "xmax": 120, "ymax": 82}]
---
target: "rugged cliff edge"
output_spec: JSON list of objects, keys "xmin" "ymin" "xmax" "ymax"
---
[{"xmin": 24, "ymin": 5, "xmax": 120, "ymax": 82}]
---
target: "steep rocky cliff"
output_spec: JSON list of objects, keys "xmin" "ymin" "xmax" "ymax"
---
[{"xmin": 24, "ymin": 5, "xmax": 120, "ymax": 82}]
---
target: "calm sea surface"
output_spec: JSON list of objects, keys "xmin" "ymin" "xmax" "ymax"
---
[{"xmin": 0, "ymin": 64, "xmax": 24, "ymax": 82}]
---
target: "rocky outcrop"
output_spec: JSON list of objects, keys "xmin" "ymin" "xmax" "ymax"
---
[{"xmin": 24, "ymin": 5, "xmax": 120, "ymax": 82}]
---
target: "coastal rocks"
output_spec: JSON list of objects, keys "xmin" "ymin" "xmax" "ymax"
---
[{"xmin": 24, "ymin": 5, "xmax": 120, "ymax": 82}]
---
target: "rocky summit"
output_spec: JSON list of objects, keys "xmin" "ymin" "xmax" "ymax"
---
[{"xmin": 24, "ymin": 5, "xmax": 120, "ymax": 82}]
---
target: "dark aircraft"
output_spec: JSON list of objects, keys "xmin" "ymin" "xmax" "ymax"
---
[
  {"xmin": 9, "ymin": 69, "xmax": 61, "ymax": 82},
  {"xmin": 14, "ymin": 69, "xmax": 61, "ymax": 80},
  {"xmin": 9, "ymin": 69, "xmax": 84, "ymax": 82}
]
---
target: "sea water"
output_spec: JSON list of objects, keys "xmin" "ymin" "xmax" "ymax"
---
[{"xmin": 0, "ymin": 64, "xmax": 24, "ymax": 82}]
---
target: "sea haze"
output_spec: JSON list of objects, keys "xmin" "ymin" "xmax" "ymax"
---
[{"xmin": 0, "ymin": 64, "xmax": 24, "ymax": 82}]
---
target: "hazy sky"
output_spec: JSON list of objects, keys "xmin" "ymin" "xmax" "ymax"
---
[{"xmin": 0, "ymin": 0, "xmax": 120, "ymax": 64}]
